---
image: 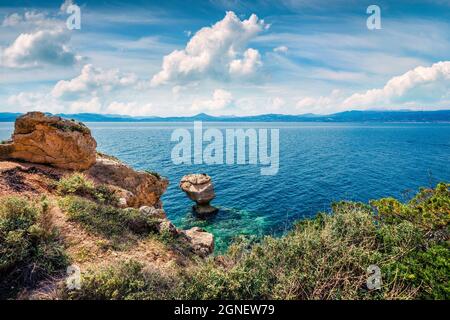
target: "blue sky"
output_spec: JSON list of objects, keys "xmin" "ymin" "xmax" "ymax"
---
[{"xmin": 0, "ymin": 0, "xmax": 449, "ymax": 116}]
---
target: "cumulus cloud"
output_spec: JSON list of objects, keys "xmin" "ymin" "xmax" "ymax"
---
[
  {"xmin": 229, "ymin": 48, "xmax": 262, "ymax": 76},
  {"xmin": 7, "ymin": 92, "xmax": 47, "ymax": 110},
  {"xmin": 295, "ymin": 61, "xmax": 450, "ymax": 114},
  {"xmin": 52, "ymin": 64, "xmax": 138, "ymax": 100},
  {"xmin": 1, "ymin": 28, "xmax": 79, "ymax": 68},
  {"xmin": 191, "ymin": 89, "xmax": 234, "ymax": 112},
  {"xmin": 296, "ymin": 95, "xmax": 335, "ymax": 113},
  {"xmin": 68, "ymin": 96, "xmax": 102, "ymax": 113},
  {"xmin": 342, "ymin": 61, "xmax": 450, "ymax": 108},
  {"xmin": 151, "ymin": 11, "xmax": 267, "ymax": 86},
  {"xmin": 105, "ymin": 101, "xmax": 153, "ymax": 116}
]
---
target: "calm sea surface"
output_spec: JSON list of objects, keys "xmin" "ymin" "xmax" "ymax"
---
[{"xmin": 2, "ymin": 122, "xmax": 450, "ymax": 251}]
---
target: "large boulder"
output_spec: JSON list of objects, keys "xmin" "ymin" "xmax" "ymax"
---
[
  {"xmin": 139, "ymin": 205, "xmax": 166, "ymax": 219},
  {"xmin": 182, "ymin": 227, "xmax": 214, "ymax": 257},
  {"xmin": 87, "ymin": 156, "xmax": 168, "ymax": 208},
  {"xmin": 180, "ymin": 174, "xmax": 218, "ymax": 216},
  {"xmin": 2, "ymin": 112, "xmax": 97, "ymax": 170}
]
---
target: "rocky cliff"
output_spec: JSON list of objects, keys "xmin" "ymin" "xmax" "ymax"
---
[
  {"xmin": 0, "ymin": 112, "xmax": 214, "ymax": 276},
  {"xmin": 1, "ymin": 112, "xmax": 97, "ymax": 170}
]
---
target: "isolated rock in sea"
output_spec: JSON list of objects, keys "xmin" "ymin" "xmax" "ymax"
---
[
  {"xmin": 139, "ymin": 205, "xmax": 167, "ymax": 219},
  {"xmin": 1, "ymin": 112, "xmax": 97, "ymax": 170},
  {"xmin": 88, "ymin": 156, "xmax": 168, "ymax": 208},
  {"xmin": 179, "ymin": 174, "xmax": 218, "ymax": 216},
  {"xmin": 182, "ymin": 227, "xmax": 214, "ymax": 257}
]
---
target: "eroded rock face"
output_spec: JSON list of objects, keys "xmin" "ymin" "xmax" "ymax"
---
[
  {"xmin": 180, "ymin": 174, "xmax": 218, "ymax": 216},
  {"xmin": 3, "ymin": 112, "xmax": 97, "ymax": 170},
  {"xmin": 157, "ymin": 219, "xmax": 178, "ymax": 236},
  {"xmin": 182, "ymin": 227, "xmax": 214, "ymax": 257},
  {"xmin": 139, "ymin": 206, "xmax": 166, "ymax": 219},
  {"xmin": 87, "ymin": 156, "xmax": 168, "ymax": 208}
]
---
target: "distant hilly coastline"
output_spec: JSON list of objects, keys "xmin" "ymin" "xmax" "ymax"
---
[{"xmin": 1, "ymin": 110, "xmax": 450, "ymax": 122}]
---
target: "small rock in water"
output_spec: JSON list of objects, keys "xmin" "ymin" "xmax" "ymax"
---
[{"xmin": 179, "ymin": 173, "xmax": 218, "ymax": 216}]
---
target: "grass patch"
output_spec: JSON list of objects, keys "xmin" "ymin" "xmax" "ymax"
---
[
  {"xmin": 56, "ymin": 173, "xmax": 118, "ymax": 206},
  {"xmin": 65, "ymin": 260, "xmax": 177, "ymax": 300},
  {"xmin": 58, "ymin": 196, "xmax": 161, "ymax": 241},
  {"xmin": 0, "ymin": 196, "xmax": 68, "ymax": 299}
]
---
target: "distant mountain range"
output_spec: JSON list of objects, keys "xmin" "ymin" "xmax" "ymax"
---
[{"xmin": 1, "ymin": 110, "xmax": 450, "ymax": 123}]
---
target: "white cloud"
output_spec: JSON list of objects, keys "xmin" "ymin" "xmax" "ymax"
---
[
  {"xmin": 342, "ymin": 61, "xmax": 450, "ymax": 108},
  {"xmin": 151, "ymin": 11, "xmax": 267, "ymax": 86},
  {"xmin": 68, "ymin": 96, "xmax": 102, "ymax": 113},
  {"xmin": 268, "ymin": 97, "xmax": 286, "ymax": 111},
  {"xmin": 1, "ymin": 28, "xmax": 79, "ymax": 68},
  {"xmin": 60, "ymin": 0, "xmax": 75, "ymax": 13},
  {"xmin": 1, "ymin": 10, "xmax": 59, "ymax": 29},
  {"xmin": 295, "ymin": 62, "xmax": 450, "ymax": 114},
  {"xmin": 191, "ymin": 89, "xmax": 234, "ymax": 112},
  {"xmin": 273, "ymin": 45, "xmax": 288, "ymax": 53},
  {"xmin": 6, "ymin": 91, "xmax": 68, "ymax": 113},
  {"xmin": 229, "ymin": 48, "xmax": 262, "ymax": 76},
  {"xmin": 295, "ymin": 90, "xmax": 343, "ymax": 114},
  {"xmin": 52, "ymin": 64, "xmax": 138, "ymax": 100},
  {"xmin": 7, "ymin": 92, "xmax": 46, "ymax": 109},
  {"xmin": 105, "ymin": 101, "xmax": 154, "ymax": 116},
  {"xmin": 2, "ymin": 13, "xmax": 23, "ymax": 27}
]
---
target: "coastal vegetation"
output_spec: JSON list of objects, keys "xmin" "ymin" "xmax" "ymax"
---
[
  {"xmin": 1, "ymin": 181, "xmax": 448, "ymax": 300},
  {"xmin": 0, "ymin": 196, "xmax": 68, "ymax": 299},
  {"xmin": 66, "ymin": 183, "xmax": 449, "ymax": 300}
]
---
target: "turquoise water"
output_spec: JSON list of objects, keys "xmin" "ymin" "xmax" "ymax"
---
[{"xmin": 1, "ymin": 122, "xmax": 450, "ymax": 251}]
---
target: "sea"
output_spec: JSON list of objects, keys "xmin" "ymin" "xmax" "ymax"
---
[{"xmin": 1, "ymin": 122, "xmax": 449, "ymax": 252}]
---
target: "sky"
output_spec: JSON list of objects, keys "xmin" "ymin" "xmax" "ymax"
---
[{"xmin": 0, "ymin": 0, "xmax": 449, "ymax": 116}]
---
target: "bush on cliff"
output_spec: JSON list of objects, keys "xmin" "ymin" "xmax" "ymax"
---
[
  {"xmin": 65, "ymin": 183, "xmax": 449, "ymax": 300},
  {"xmin": 58, "ymin": 196, "xmax": 161, "ymax": 239},
  {"xmin": 65, "ymin": 260, "xmax": 176, "ymax": 300},
  {"xmin": 56, "ymin": 173, "xmax": 118, "ymax": 206},
  {"xmin": 0, "ymin": 196, "xmax": 68, "ymax": 299}
]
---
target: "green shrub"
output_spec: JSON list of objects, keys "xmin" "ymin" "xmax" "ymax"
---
[
  {"xmin": 0, "ymin": 196, "xmax": 68, "ymax": 299},
  {"xmin": 179, "ymin": 203, "xmax": 387, "ymax": 300},
  {"xmin": 57, "ymin": 173, "xmax": 118, "ymax": 206},
  {"xmin": 49, "ymin": 120, "xmax": 90, "ymax": 134},
  {"xmin": 371, "ymin": 183, "xmax": 450, "ymax": 230},
  {"xmin": 66, "ymin": 260, "xmax": 177, "ymax": 300},
  {"xmin": 57, "ymin": 173, "xmax": 95, "ymax": 195},
  {"xmin": 58, "ymin": 196, "xmax": 160, "ymax": 240},
  {"xmin": 384, "ymin": 243, "xmax": 450, "ymax": 300},
  {"xmin": 179, "ymin": 184, "xmax": 449, "ymax": 300},
  {"xmin": 144, "ymin": 170, "xmax": 161, "ymax": 180}
]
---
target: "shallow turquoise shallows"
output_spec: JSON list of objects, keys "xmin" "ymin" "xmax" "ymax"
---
[{"xmin": 2, "ymin": 122, "xmax": 449, "ymax": 252}]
